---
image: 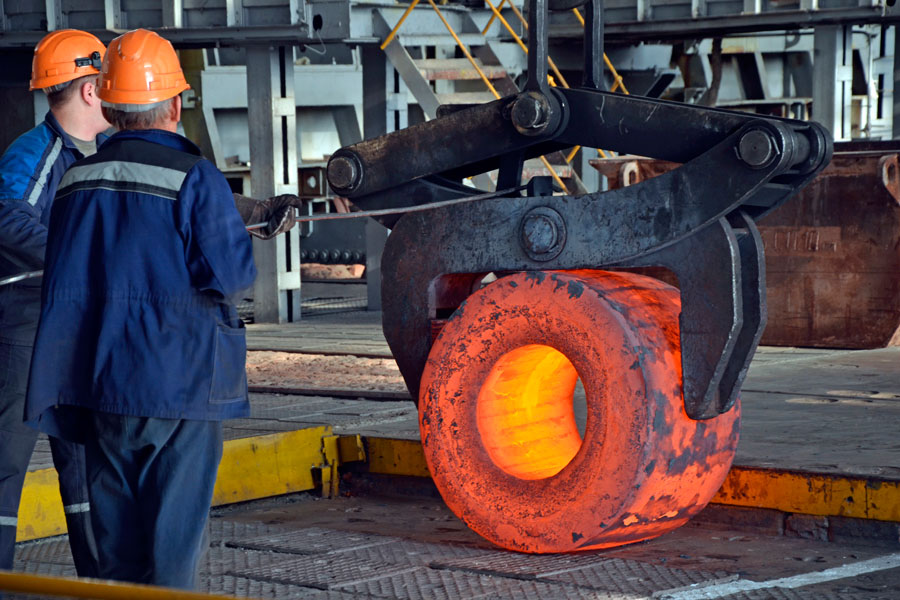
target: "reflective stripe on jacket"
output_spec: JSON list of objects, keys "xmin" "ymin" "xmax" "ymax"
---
[
  {"xmin": 0, "ymin": 112, "xmax": 106, "ymax": 344},
  {"xmin": 25, "ymin": 129, "xmax": 256, "ymax": 436}
]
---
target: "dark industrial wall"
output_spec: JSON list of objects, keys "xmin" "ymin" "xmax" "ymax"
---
[{"xmin": 0, "ymin": 49, "xmax": 37, "ymax": 151}]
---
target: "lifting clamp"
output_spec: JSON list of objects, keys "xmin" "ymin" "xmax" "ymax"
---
[{"xmin": 328, "ymin": 0, "xmax": 832, "ymax": 419}]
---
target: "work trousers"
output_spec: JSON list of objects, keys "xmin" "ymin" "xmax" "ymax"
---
[
  {"xmin": 0, "ymin": 341, "xmax": 98, "ymax": 576},
  {"xmin": 83, "ymin": 413, "xmax": 223, "ymax": 589}
]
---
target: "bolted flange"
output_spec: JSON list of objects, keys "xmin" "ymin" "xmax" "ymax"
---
[{"xmin": 519, "ymin": 206, "xmax": 567, "ymax": 261}]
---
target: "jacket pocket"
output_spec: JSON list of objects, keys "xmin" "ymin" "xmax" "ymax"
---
[{"xmin": 209, "ymin": 320, "xmax": 248, "ymax": 403}]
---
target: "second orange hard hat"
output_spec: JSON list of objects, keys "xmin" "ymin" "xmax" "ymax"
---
[
  {"xmin": 30, "ymin": 29, "xmax": 106, "ymax": 91},
  {"xmin": 98, "ymin": 29, "xmax": 190, "ymax": 106}
]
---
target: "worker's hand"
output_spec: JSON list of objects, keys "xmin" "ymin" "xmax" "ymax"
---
[{"xmin": 233, "ymin": 193, "xmax": 298, "ymax": 240}]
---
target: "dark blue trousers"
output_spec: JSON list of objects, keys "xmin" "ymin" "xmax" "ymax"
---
[
  {"xmin": 0, "ymin": 341, "xmax": 98, "ymax": 576},
  {"xmin": 83, "ymin": 414, "xmax": 223, "ymax": 589}
]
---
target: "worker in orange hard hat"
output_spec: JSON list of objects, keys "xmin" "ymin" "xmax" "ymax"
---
[
  {"xmin": 0, "ymin": 28, "xmax": 109, "ymax": 579},
  {"xmin": 24, "ymin": 28, "xmax": 286, "ymax": 590}
]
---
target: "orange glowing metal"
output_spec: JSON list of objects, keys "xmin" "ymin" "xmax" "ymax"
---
[
  {"xmin": 476, "ymin": 345, "xmax": 581, "ymax": 480},
  {"xmin": 420, "ymin": 270, "xmax": 740, "ymax": 553}
]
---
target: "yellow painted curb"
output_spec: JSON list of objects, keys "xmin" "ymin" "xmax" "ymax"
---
[
  {"xmin": 366, "ymin": 437, "xmax": 430, "ymax": 477},
  {"xmin": 212, "ymin": 426, "xmax": 333, "ymax": 506},
  {"xmin": 18, "ymin": 469, "xmax": 67, "ymax": 542},
  {"xmin": 712, "ymin": 467, "xmax": 900, "ymax": 521},
  {"xmin": 361, "ymin": 437, "xmax": 900, "ymax": 522},
  {"xmin": 17, "ymin": 426, "xmax": 334, "ymax": 542}
]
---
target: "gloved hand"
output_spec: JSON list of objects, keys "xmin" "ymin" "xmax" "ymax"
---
[{"xmin": 233, "ymin": 193, "xmax": 298, "ymax": 240}]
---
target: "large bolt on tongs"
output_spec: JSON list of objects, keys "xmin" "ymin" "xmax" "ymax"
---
[{"xmin": 327, "ymin": 0, "xmax": 832, "ymax": 419}]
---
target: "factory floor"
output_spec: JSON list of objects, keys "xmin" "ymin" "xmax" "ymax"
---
[{"xmin": 12, "ymin": 310, "xmax": 900, "ymax": 599}]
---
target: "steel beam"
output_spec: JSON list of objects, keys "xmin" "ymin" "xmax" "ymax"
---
[
  {"xmin": 246, "ymin": 45, "xmax": 302, "ymax": 322},
  {"xmin": 361, "ymin": 44, "xmax": 390, "ymax": 312},
  {"xmin": 550, "ymin": 6, "xmax": 898, "ymax": 43},
  {"xmin": 813, "ymin": 25, "xmax": 853, "ymax": 141},
  {"xmin": 895, "ymin": 27, "xmax": 900, "ymax": 139},
  {"xmin": 162, "ymin": 0, "xmax": 183, "ymax": 28}
]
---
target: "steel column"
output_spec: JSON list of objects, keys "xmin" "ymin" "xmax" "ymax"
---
[
  {"xmin": 162, "ymin": 0, "xmax": 183, "ymax": 28},
  {"xmin": 44, "ymin": 0, "xmax": 64, "ymax": 30},
  {"xmin": 361, "ymin": 45, "xmax": 392, "ymax": 311},
  {"xmin": 813, "ymin": 25, "xmax": 853, "ymax": 141},
  {"xmin": 246, "ymin": 45, "xmax": 301, "ymax": 322}
]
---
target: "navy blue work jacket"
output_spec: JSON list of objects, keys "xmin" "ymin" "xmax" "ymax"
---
[
  {"xmin": 25, "ymin": 129, "xmax": 256, "ymax": 439},
  {"xmin": 0, "ymin": 112, "xmax": 107, "ymax": 344}
]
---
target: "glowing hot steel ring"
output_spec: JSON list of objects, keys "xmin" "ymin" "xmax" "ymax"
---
[{"xmin": 419, "ymin": 270, "xmax": 741, "ymax": 553}]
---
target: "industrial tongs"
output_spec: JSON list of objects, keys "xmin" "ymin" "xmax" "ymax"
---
[{"xmin": 326, "ymin": 0, "xmax": 832, "ymax": 419}]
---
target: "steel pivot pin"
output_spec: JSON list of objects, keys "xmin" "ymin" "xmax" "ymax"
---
[
  {"xmin": 327, "ymin": 154, "xmax": 362, "ymax": 193},
  {"xmin": 737, "ymin": 129, "xmax": 777, "ymax": 168}
]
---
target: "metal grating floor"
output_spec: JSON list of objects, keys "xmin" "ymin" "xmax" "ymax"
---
[{"xmin": 12, "ymin": 518, "xmax": 883, "ymax": 600}]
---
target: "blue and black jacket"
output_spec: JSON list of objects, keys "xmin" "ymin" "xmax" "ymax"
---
[
  {"xmin": 0, "ymin": 112, "xmax": 107, "ymax": 344},
  {"xmin": 25, "ymin": 129, "xmax": 256, "ymax": 439}
]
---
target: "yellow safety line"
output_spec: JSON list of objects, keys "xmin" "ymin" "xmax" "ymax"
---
[
  {"xmin": 481, "ymin": 0, "xmax": 508, "ymax": 35},
  {"xmin": 425, "ymin": 0, "xmax": 570, "ymax": 194},
  {"xmin": 380, "ymin": 0, "xmax": 421, "ymax": 50},
  {"xmin": 362, "ymin": 436, "xmax": 900, "ymax": 522},
  {"xmin": 0, "ymin": 571, "xmax": 254, "ymax": 600}
]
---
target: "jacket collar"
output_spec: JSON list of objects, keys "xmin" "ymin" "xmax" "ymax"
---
[
  {"xmin": 102, "ymin": 129, "xmax": 203, "ymax": 156},
  {"xmin": 43, "ymin": 111, "xmax": 109, "ymax": 153}
]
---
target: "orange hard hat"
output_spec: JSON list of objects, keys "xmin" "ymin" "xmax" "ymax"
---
[
  {"xmin": 97, "ymin": 29, "xmax": 190, "ymax": 106},
  {"xmin": 30, "ymin": 29, "xmax": 106, "ymax": 91}
]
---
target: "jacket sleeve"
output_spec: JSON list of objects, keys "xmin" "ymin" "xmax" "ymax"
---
[
  {"xmin": 0, "ymin": 201, "xmax": 47, "ymax": 270},
  {"xmin": 0, "ymin": 135, "xmax": 50, "ymax": 270},
  {"xmin": 178, "ymin": 159, "xmax": 257, "ymax": 300}
]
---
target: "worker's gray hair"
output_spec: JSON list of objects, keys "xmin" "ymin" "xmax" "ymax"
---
[{"xmin": 101, "ymin": 98, "xmax": 174, "ymax": 131}]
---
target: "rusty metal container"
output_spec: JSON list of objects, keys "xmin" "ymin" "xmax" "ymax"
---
[{"xmin": 591, "ymin": 141, "xmax": 900, "ymax": 349}]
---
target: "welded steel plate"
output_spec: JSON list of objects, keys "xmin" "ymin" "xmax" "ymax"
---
[
  {"xmin": 338, "ymin": 566, "xmax": 630, "ymax": 600},
  {"xmin": 230, "ymin": 552, "xmax": 419, "ymax": 589},
  {"xmin": 715, "ymin": 590, "xmax": 866, "ymax": 600},
  {"xmin": 201, "ymin": 574, "xmax": 372, "ymax": 599},
  {"xmin": 543, "ymin": 558, "xmax": 733, "ymax": 595},
  {"xmin": 13, "ymin": 539, "xmax": 72, "ymax": 565},
  {"xmin": 433, "ymin": 553, "xmax": 732, "ymax": 596},
  {"xmin": 227, "ymin": 527, "xmax": 397, "ymax": 555},
  {"xmin": 201, "ymin": 545, "xmax": 292, "ymax": 577},
  {"xmin": 337, "ymin": 536, "xmax": 497, "ymax": 565},
  {"xmin": 14, "ymin": 561, "xmax": 77, "ymax": 577},
  {"xmin": 430, "ymin": 552, "xmax": 615, "ymax": 578},
  {"xmin": 208, "ymin": 518, "xmax": 291, "ymax": 542}
]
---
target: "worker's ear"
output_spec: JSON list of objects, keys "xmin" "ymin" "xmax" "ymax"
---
[
  {"xmin": 170, "ymin": 94, "xmax": 182, "ymax": 124},
  {"xmin": 81, "ymin": 77, "xmax": 100, "ymax": 107}
]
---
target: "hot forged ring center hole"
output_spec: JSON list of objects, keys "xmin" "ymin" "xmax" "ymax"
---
[{"xmin": 476, "ymin": 344, "xmax": 585, "ymax": 480}]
